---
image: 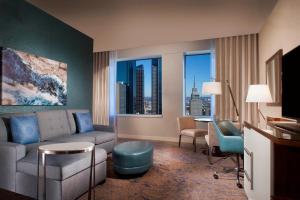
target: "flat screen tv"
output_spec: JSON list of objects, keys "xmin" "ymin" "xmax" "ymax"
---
[{"xmin": 282, "ymin": 45, "xmax": 300, "ymax": 122}]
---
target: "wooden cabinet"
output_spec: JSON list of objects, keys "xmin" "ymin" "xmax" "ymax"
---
[{"xmin": 244, "ymin": 127, "xmax": 272, "ymax": 200}]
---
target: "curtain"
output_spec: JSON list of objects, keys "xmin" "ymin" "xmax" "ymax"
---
[
  {"xmin": 215, "ymin": 34, "xmax": 259, "ymax": 125},
  {"xmin": 93, "ymin": 51, "xmax": 110, "ymax": 125}
]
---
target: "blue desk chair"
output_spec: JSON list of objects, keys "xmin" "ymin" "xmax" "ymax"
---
[{"xmin": 212, "ymin": 119, "xmax": 244, "ymax": 188}]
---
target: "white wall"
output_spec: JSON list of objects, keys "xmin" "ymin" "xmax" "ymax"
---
[
  {"xmin": 259, "ymin": 0, "xmax": 300, "ymax": 122},
  {"xmin": 116, "ymin": 40, "xmax": 213, "ymax": 142}
]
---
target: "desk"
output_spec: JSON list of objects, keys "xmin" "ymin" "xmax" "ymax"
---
[{"xmin": 244, "ymin": 121, "xmax": 300, "ymax": 200}]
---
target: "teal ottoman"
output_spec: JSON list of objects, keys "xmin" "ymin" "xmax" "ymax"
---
[{"xmin": 112, "ymin": 141, "xmax": 153, "ymax": 175}]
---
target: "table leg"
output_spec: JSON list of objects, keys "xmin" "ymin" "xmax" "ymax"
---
[
  {"xmin": 88, "ymin": 149, "xmax": 93, "ymax": 200},
  {"xmin": 93, "ymin": 147, "xmax": 96, "ymax": 200},
  {"xmin": 42, "ymin": 153, "xmax": 46, "ymax": 200},
  {"xmin": 37, "ymin": 150, "xmax": 40, "ymax": 200}
]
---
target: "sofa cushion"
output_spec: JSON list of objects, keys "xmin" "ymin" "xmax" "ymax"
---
[
  {"xmin": 10, "ymin": 116, "xmax": 40, "ymax": 144},
  {"xmin": 17, "ymin": 148, "xmax": 107, "ymax": 181},
  {"xmin": 87, "ymin": 131, "xmax": 116, "ymax": 145},
  {"xmin": 74, "ymin": 112, "xmax": 94, "ymax": 133},
  {"xmin": 37, "ymin": 110, "xmax": 71, "ymax": 141},
  {"xmin": 66, "ymin": 109, "xmax": 89, "ymax": 134},
  {"xmin": 48, "ymin": 134, "xmax": 95, "ymax": 144},
  {"xmin": 0, "ymin": 118, "xmax": 7, "ymax": 142}
]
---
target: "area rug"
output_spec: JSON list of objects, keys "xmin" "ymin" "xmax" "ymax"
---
[{"xmin": 79, "ymin": 140, "xmax": 247, "ymax": 200}]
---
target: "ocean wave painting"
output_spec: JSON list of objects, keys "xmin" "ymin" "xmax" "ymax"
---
[{"xmin": 0, "ymin": 47, "xmax": 67, "ymax": 105}]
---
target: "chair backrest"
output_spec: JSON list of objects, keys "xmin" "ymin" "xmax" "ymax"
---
[
  {"xmin": 177, "ymin": 116, "xmax": 196, "ymax": 133},
  {"xmin": 212, "ymin": 119, "xmax": 244, "ymax": 154}
]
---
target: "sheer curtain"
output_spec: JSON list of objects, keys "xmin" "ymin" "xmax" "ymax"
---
[
  {"xmin": 93, "ymin": 51, "xmax": 110, "ymax": 125},
  {"xmin": 215, "ymin": 34, "xmax": 259, "ymax": 125}
]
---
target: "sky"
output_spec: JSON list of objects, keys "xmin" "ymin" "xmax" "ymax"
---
[
  {"xmin": 117, "ymin": 54, "xmax": 211, "ymax": 98},
  {"xmin": 185, "ymin": 53, "xmax": 211, "ymax": 98}
]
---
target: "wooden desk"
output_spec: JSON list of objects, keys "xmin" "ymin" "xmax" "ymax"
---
[{"xmin": 244, "ymin": 121, "xmax": 300, "ymax": 200}]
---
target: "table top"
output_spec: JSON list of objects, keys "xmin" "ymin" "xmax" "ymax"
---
[
  {"xmin": 38, "ymin": 142, "xmax": 94, "ymax": 155},
  {"xmin": 194, "ymin": 118, "xmax": 212, "ymax": 122}
]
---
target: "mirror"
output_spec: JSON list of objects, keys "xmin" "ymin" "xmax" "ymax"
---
[{"xmin": 266, "ymin": 49, "xmax": 282, "ymax": 106}]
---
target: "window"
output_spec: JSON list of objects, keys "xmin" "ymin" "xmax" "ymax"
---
[
  {"xmin": 116, "ymin": 58, "xmax": 162, "ymax": 115},
  {"xmin": 184, "ymin": 53, "xmax": 212, "ymax": 117}
]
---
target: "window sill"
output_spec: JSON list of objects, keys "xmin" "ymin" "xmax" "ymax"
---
[{"xmin": 116, "ymin": 114, "xmax": 163, "ymax": 118}]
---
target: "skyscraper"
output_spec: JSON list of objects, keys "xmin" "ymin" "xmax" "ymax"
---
[
  {"xmin": 127, "ymin": 61, "xmax": 136, "ymax": 114},
  {"xmin": 151, "ymin": 59, "xmax": 162, "ymax": 114},
  {"xmin": 190, "ymin": 77, "xmax": 203, "ymax": 116},
  {"xmin": 116, "ymin": 82, "xmax": 127, "ymax": 114},
  {"xmin": 135, "ymin": 65, "xmax": 144, "ymax": 114}
]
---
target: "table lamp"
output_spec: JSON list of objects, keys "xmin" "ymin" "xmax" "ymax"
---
[{"xmin": 246, "ymin": 84, "xmax": 273, "ymax": 122}]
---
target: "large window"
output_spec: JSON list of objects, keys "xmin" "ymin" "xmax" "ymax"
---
[
  {"xmin": 184, "ymin": 53, "xmax": 212, "ymax": 117},
  {"xmin": 116, "ymin": 58, "xmax": 162, "ymax": 115}
]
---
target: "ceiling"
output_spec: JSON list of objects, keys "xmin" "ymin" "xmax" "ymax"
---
[{"xmin": 28, "ymin": 0, "xmax": 278, "ymax": 52}]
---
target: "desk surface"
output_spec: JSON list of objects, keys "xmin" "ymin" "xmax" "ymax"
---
[{"xmin": 244, "ymin": 121, "xmax": 300, "ymax": 148}]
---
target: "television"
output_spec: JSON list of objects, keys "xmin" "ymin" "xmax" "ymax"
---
[{"xmin": 282, "ymin": 45, "xmax": 300, "ymax": 122}]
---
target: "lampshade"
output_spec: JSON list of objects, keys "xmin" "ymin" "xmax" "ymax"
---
[
  {"xmin": 202, "ymin": 82, "xmax": 222, "ymax": 95},
  {"xmin": 246, "ymin": 84, "xmax": 273, "ymax": 103}
]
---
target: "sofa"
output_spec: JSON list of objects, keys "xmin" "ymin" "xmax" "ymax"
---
[{"xmin": 0, "ymin": 109, "xmax": 116, "ymax": 200}]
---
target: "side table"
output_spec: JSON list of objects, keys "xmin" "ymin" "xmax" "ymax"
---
[{"xmin": 37, "ymin": 142, "xmax": 95, "ymax": 200}]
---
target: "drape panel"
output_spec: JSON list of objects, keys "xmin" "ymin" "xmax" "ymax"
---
[
  {"xmin": 93, "ymin": 51, "xmax": 110, "ymax": 125},
  {"xmin": 215, "ymin": 34, "xmax": 259, "ymax": 125}
]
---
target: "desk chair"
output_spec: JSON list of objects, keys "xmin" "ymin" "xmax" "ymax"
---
[
  {"xmin": 177, "ymin": 117, "xmax": 207, "ymax": 152},
  {"xmin": 212, "ymin": 119, "xmax": 244, "ymax": 188}
]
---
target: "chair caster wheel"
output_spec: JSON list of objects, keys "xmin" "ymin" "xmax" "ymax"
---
[
  {"xmin": 213, "ymin": 174, "xmax": 219, "ymax": 179},
  {"xmin": 237, "ymin": 182, "xmax": 243, "ymax": 188}
]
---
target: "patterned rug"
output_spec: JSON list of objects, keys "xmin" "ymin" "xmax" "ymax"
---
[{"xmin": 79, "ymin": 140, "xmax": 247, "ymax": 200}]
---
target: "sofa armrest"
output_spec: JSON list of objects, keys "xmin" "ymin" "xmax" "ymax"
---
[{"xmin": 0, "ymin": 142, "xmax": 26, "ymax": 192}]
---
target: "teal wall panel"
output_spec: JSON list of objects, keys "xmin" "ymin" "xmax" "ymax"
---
[{"xmin": 0, "ymin": 0, "xmax": 93, "ymax": 113}]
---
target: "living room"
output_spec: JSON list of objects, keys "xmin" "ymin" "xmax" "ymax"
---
[{"xmin": 1, "ymin": 0, "xmax": 300, "ymax": 199}]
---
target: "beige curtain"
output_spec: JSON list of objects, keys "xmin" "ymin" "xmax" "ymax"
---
[
  {"xmin": 215, "ymin": 34, "xmax": 259, "ymax": 125},
  {"xmin": 93, "ymin": 51, "xmax": 110, "ymax": 125}
]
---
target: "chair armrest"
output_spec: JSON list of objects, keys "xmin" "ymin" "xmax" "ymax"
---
[
  {"xmin": 0, "ymin": 142, "xmax": 26, "ymax": 191},
  {"xmin": 222, "ymin": 136, "xmax": 244, "ymax": 154}
]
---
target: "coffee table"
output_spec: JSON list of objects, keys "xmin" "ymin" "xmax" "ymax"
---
[{"xmin": 37, "ymin": 142, "xmax": 95, "ymax": 200}]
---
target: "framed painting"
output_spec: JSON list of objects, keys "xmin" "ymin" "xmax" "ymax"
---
[{"xmin": 0, "ymin": 47, "xmax": 67, "ymax": 105}]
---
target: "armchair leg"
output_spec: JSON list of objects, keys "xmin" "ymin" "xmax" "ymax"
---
[
  {"xmin": 193, "ymin": 137, "xmax": 196, "ymax": 152},
  {"xmin": 178, "ymin": 135, "xmax": 182, "ymax": 148}
]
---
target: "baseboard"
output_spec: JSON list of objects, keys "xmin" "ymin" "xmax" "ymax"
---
[{"xmin": 117, "ymin": 134, "xmax": 206, "ymax": 144}]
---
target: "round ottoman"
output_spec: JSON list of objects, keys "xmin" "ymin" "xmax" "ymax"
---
[{"xmin": 112, "ymin": 141, "xmax": 153, "ymax": 175}]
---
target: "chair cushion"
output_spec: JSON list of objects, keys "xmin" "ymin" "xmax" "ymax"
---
[
  {"xmin": 180, "ymin": 129, "xmax": 207, "ymax": 137},
  {"xmin": 74, "ymin": 112, "xmax": 94, "ymax": 133},
  {"xmin": 10, "ymin": 115, "xmax": 40, "ymax": 145},
  {"xmin": 48, "ymin": 134, "xmax": 96, "ymax": 144},
  {"xmin": 17, "ymin": 148, "xmax": 107, "ymax": 181},
  {"xmin": 37, "ymin": 110, "xmax": 71, "ymax": 141}
]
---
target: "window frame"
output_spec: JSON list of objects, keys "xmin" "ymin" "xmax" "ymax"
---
[
  {"xmin": 183, "ymin": 50, "xmax": 215, "ymax": 119},
  {"xmin": 115, "ymin": 55, "xmax": 163, "ymax": 117}
]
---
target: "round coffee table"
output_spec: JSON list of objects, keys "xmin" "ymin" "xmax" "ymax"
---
[
  {"xmin": 112, "ymin": 141, "xmax": 153, "ymax": 175},
  {"xmin": 37, "ymin": 142, "xmax": 95, "ymax": 200}
]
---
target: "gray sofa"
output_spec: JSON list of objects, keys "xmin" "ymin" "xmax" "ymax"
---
[{"xmin": 0, "ymin": 109, "xmax": 116, "ymax": 200}]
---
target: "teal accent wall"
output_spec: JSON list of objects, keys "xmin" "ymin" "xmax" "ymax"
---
[{"xmin": 0, "ymin": 0, "xmax": 93, "ymax": 113}]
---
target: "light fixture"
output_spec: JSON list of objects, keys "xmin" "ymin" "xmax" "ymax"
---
[
  {"xmin": 246, "ymin": 84, "xmax": 273, "ymax": 122},
  {"xmin": 202, "ymin": 80, "xmax": 240, "ymax": 122}
]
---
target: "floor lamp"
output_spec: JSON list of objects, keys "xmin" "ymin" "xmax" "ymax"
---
[
  {"xmin": 246, "ymin": 84, "xmax": 273, "ymax": 127},
  {"xmin": 202, "ymin": 80, "xmax": 239, "ymax": 123}
]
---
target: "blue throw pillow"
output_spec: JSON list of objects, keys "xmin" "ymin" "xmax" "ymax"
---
[
  {"xmin": 10, "ymin": 115, "xmax": 40, "ymax": 144},
  {"xmin": 74, "ymin": 112, "xmax": 94, "ymax": 133}
]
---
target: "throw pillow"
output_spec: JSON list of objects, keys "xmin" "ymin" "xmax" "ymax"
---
[
  {"xmin": 74, "ymin": 112, "xmax": 94, "ymax": 133},
  {"xmin": 10, "ymin": 115, "xmax": 40, "ymax": 144}
]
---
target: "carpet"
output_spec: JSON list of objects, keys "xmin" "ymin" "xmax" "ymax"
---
[{"xmin": 79, "ymin": 140, "xmax": 247, "ymax": 200}]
